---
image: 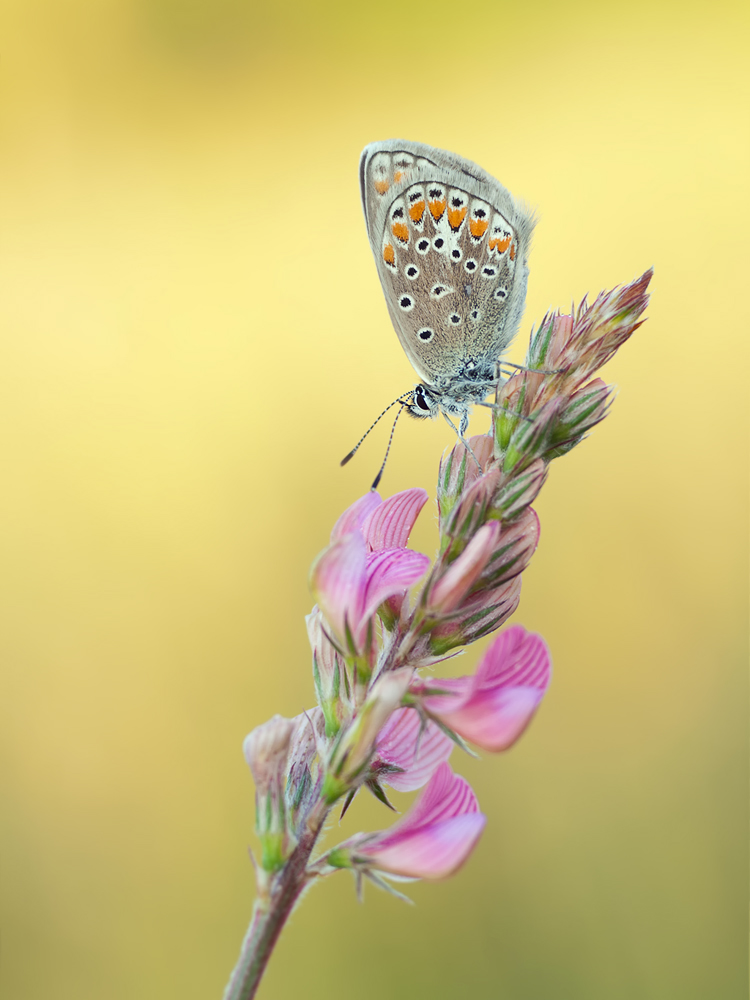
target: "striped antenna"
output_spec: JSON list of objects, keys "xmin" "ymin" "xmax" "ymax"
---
[{"xmin": 340, "ymin": 394, "xmax": 410, "ymax": 467}]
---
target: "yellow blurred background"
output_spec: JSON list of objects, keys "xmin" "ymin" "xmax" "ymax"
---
[{"xmin": 1, "ymin": 0, "xmax": 747, "ymax": 997}]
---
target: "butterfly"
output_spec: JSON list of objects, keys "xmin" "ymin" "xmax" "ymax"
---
[{"xmin": 344, "ymin": 140, "xmax": 536, "ymax": 486}]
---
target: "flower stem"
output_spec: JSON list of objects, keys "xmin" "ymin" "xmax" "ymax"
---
[{"xmin": 222, "ymin": 803, "xmax": 328, "ymax": 1000}]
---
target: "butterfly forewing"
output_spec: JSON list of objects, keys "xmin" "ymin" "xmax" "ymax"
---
[{"xmin": 360, "ymin": 140, "xmax": 535, "ymax": 390}]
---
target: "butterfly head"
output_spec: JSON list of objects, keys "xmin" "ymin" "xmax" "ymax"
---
[{"xmin": 407, "ymin": 383, "xmax": 440, "ymax": 421}]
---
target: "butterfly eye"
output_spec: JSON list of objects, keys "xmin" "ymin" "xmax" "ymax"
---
[
  {"xmin": 450, "ymin": 247, "xmax": 462, "ymax": 261},
  {"xmin": 405, "ymin": 265, "xmax": 419, "ymax": 279},
  {"xmin": 433, "ymin": 236, "xmax": 445, "ymax": 252},
  {"xmin": 482, "ymin": 266, "xmax": 497, "ymax": 277},
  {"xmin": 398, "ymin": 295, "xmax": 415, "ymax": 312},
  {"xmin": 415, "ymin": 238, "xmax": 430, "ymax": 255},
  {"xmin": 414, "ymin": 385, "xmax": 432, "ymax": 410},
  {"xmin": 464, "ymin": 259, "xmax": 477, "ymax": 272},
  {"xmin": 449, "ymin": 313, "xmax": 462, "ymax": 325},
  {"xmin": 418, "ymin": 328, "xmax": 434, "ymax": 342},
  {"xmin": 494, "ymin": 287, "xmax": 508, "ymax": 300}
]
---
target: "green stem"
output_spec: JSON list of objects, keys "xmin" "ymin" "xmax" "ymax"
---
[{"xmin": 222, "ymin": 803, "xmax": 328, "ymax": 1000}]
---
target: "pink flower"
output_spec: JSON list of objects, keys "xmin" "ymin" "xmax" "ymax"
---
[
  {"xmin": 354, "ymin": 763, "xmax": 486, "ymax": 880},
  {"xmin": 310, "ymin": 531, "xmax": 429, "ymax": 657},
  {"xmin": 421, "ymin": 625, "xmax": 551, "ymax": 752},
  {"xmin": 312, "ymin": 491, "xmax": 431, "ymax": 656},
  {"xmin": 372, "ymin": 707, "xmax": 453, "ymax": 792}
]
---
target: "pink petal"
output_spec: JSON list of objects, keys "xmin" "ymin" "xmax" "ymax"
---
[
  {"xmin": 475, "ymin": 625, "xmax": 551, "ymax": 692},
  {"xmin": 330, "ymin": 492, "xmax": 382, "ymax": 542},
  {"xmin": 375, "ymin": 708, "xmax": 453, "ymax": 792},
  {"xmin": 422, "ymin": 628, "xmax": 552, "ymax": 751},
  {"xmin": 385, "ymin": 762, "xmax": 479, "ymax": 837},
  {"xmin": 435, "ymin": 686, "xmax": 545, "ymax": 752},
  {"xmin": 420, "ymin": 676, "xmax": 472, "ymax": 714},
  {"xmin": 359, "ymin": 764, "xmax": 485, "ymax": 879},
  {"xmin": 361, "ymin": 488, "xmax": 429, "ymax": 551},
  {"xmin": 309, "ymin": 532, "xmax": 367, "ymax": 642},
  {"xmin": 361, "ymin": 812, "xmax": 486, "ymax": 879},
  {"xmin": 360, "ymin": 549, "xmax": 430, "ymax": 627}
]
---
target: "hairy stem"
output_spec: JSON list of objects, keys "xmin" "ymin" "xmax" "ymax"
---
[{"xmin": 222, "ymin": 803, "xmax": 329, "ymax": 1000}]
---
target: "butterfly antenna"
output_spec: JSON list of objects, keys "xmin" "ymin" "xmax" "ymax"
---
[
  {"xmin": 340, "ymin": 395, "xmax": 410, "ymax": 467},
  {"xmin": 371, "ymin": 403, "xmax": 406, "ymax": 490}
]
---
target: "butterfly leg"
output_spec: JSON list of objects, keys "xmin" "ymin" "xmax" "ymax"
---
[
  {"xmin": 442, "ymin": 412, "xmax": 482, "ymax": 470},
  {"xmin": 476, "ymin": 399, "xmax": 534, "ymax": 424},
  {"xmin": 499, "ymin": 360, "xmax": 564, "ymax": 376},
  {"xmin": 485, "ymin": 360, "xmax": 534, "ymax": 424}
]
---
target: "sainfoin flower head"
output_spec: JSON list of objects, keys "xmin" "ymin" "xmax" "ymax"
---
[
  {"xmin": 349, "ymin": 763, "xmax": 486, "ymax": 880},
  {"xmin": 224, "ymin": 271, "xmax": 652, "ymax": 1000},
  {"xmin": 419, "ymin": 625, "xmax": 551, "ymax": 752}
]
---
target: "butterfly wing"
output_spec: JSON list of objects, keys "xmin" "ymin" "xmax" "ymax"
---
[{"xmin": 360, "ymin": 139, "xmax": 536, "ymax": 389}]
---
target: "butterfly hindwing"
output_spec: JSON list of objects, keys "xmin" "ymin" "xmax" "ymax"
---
[{"xmin": 360, "ymin": 139, "xmax": 535, "ymax": 389}]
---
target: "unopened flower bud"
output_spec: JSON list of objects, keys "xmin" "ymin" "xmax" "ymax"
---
[
  {"xmin": 243, "ymin": 715, "xmax": 295, "ymax": 872},
  {"xmin": 500, "ymin": 398, "xmax": 564, "ymax": 473},
  {"xmin": 323, "ymin": 669, "xmax": 412, "ymax": 802},
  {"xmin": 306, "ymin": 608, "xmax": 348, "ymax": 736},
  {"xmin": 527, "ymin": 310, "xmax": 573, "ymax": 373},
  {"xmin": 429, "ymin": 576, "xmax": 522, "ymax": 655},
  {"xmin": 494, "ymin": 370, "xmax": 547, "ymax": 452},
  {"xmin": 474, "ymin": 508, "xmax": 540, "ymax": 590},
  {"xmin": 491, "ymin": 459, "xmax": 547, "ymax": 520},
  {"xmin": 527, "ymin": 270, "xmax": 651, "ymax": 382},
  {"xmin": 438, "ymin": 434, "xmax": 495, "ymax": 524},
  {"xmin": 285, "ymin": 708, "xmax": 326, "ymax": 831},
  {"xmin": 548, "ymin": 379, "xmax": 612, "ymax": 456},
  {"xmin": 441, "ymin": 466, "xmax": 502, "ymax": 550},
  {"xmin": 429, "ymin": 521, "xmax": 501, "ymax": 613}
]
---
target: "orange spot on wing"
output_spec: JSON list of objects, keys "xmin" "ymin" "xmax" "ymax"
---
[
  {"xmin": 469, "ymin": 218, "xmax": 489, "ymax": 239},
  {"xmin": 391, "ymin": 221, "xmax": 409, "ymax": 243},
  {"xmin": 393, "ymin": 170, "xmax": 403, "ymax": 184},
  {"xmin": 374, "ymin": 179, "xmax": 390, "ymax": 195},
  {"xmin": 383, "ymin": 243, "xmax": 396, "ymax": 267},
  {"xmin": 448, "ymin": 205, "xmax": 467, "ymax": 230},
  {"xmin": 510, "ymin": 242, "xmax": 516, "ymax": 261},
  {"xmin": 428, "ymin": 197, "xmax": 446, "ymax": 221},
  {"xmin": 489, "ymin": 235, "xmax": 512, "ymax": 254},
  {"xmin": 409, "ymin": 199, "xmax": 425, "ymax": 223}
]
